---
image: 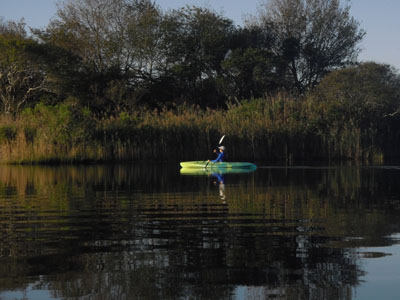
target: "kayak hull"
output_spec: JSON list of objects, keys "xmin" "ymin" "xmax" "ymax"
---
[
  {"xmin": 180, "ymin": 167, "xmax": 256, "ymax": 175},
  {"xmin": 180, "ymin": 161, "xmax": 256, "ymax": 169}
]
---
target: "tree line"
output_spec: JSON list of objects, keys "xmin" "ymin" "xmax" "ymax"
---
[
  {"xmin": 1, "ymin": 0, "xmax": 400, "ymax": 163},
  {"xmin": 1, "ymin": 0, "xmax": 367, "ymax": 114}
]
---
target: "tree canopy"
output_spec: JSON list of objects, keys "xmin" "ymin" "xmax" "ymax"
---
[
  {"xmin": 0, "ymin": 18, "xmax": 48, "ymax": 114},
  {"xmin": 312, "ymin": 62, "xmax": 400, "ymax": 127},
  {"xmin": 0, "ymin": 0, "xmax": 371, "ymax": 114},
  {"xmin": 248, "ymin": 0, "xmax": 365, "ymax": 93}
]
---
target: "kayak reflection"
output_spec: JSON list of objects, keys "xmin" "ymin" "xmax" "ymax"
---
[{"xmin": 180, "ymin": 167, "xmax": 256, "ymax": 202}]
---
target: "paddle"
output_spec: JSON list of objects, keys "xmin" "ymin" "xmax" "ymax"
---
[{"xmin": 205, "ymin": 135, "xmax": 225, "ymax": 169}]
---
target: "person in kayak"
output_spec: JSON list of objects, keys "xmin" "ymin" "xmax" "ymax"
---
[{"xmin": 208, "ymin": 146, "xmax": 225, "ymax": 163}]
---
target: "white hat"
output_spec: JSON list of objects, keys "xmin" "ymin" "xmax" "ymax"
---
[{"xmin": 218, "ymin": 146, "xmax": 225, "ymax": 151}]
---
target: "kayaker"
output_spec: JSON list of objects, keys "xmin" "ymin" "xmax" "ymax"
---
[{"xmin": 208, "ymin": 146, "xmax": 225, "ymax": 163}]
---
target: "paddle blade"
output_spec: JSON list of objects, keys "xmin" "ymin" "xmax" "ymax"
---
[{"xmin": 219, "ymin": 135, "xmax": 225, "ymax": 144}]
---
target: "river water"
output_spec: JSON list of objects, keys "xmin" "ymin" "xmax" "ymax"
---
[{"xmin": 0, "ymin": 163, "xmax": 400, "ymax": 300}]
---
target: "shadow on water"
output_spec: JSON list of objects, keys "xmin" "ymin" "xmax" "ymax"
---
[{"xmin": 0, "ymin": 163, "xmax": 400, "ymax": 299}]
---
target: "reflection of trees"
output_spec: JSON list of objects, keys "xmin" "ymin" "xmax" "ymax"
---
[{"xmin": 0, "ymin": 165, "xmax": 399, "ymax": 299}]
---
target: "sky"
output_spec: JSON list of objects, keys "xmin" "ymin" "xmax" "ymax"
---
[{"xmin": 0, "ymin": 0, "xmax": 399, "ymax": 70}]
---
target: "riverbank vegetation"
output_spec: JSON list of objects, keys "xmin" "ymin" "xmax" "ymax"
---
[{"xmin": 1, "ymin": 0, "xmax": 400, "ymax": 163}]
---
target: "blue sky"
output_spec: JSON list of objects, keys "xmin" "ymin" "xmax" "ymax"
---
[{"xmin": 1, "ymin": 0, "xmax": 399, "ymax": 69}]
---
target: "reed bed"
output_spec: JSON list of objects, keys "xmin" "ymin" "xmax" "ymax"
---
[{"xmin": 0, "ymin": 94, "xmax": 392, "ymax": 164}]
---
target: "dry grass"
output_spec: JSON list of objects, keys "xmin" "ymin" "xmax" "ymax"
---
[{"xmin": 0, "ymin": 94, "xmax": 387, "ymax": 164}]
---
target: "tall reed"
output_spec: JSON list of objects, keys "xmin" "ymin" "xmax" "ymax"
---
[{"xmin": 0, "ymin": 94, "xmax": 392, "ymax": 164}]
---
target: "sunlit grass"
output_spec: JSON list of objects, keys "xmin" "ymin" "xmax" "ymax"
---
[{"xmin": 0, "ymin": 94, "xmax": 387, "ymax": 164}]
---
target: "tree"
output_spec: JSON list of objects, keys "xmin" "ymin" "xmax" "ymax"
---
[
  {"xmin": 0, "ymin": 19, "xmax": 47, "ymax": 114},
  {"xmin": 35, "ymin": 1, "xmax": 238, "ymax": 109},
  {"xmin": 159, "ymin": 6, "xmax": 236, "ymax": 106},
  {"xmin": 248, "ymin": 0, "xmax": 365, "ymax": 93},
  {"xmin": 220, "ymin": 27, "xmax": 288, "ymax": 100},
  {"xmin": 313, "ymin": 62, "xmax": 400, "ymax": 127},
  {"xmin": 46, "ymin": 0, "xmax": 157, "ymax": 73},
  {"xmin": 35, "ymin": 0, "xmax": 164, "ymax": 112}
]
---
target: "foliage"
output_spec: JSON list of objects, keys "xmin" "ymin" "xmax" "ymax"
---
[
  {"xmin": 1, "ymin": 1, "xmax": 400, "ymax": 164},
  {"xmin": 0, "ymin": 68, "xmax": 399, "ymax": 164},
  {"xmin": 1, "ymin": 0, "xmax": 368, "ymax": 113},
  {"xmin": 21, "ymin": 103, "xmax": 95, "ymax": 147},
  {"xmin": 150, "ymin": 6, "xmax": 236, "ymax": 107},
  {"xmin": 0, "ymin": 125, "xmax": 17, "ymax": 143},
  {"xmin": 312, "ymin": 62, "xmax": 400, "ymax": 126},
  {"xmin": 309, "ymin": 62, "xmax": 400, "ymax": 159},
  {"xmin": 0, "ymin": 19, "xmax": 47, "ymax": 114},
  {"xmin": 248, "ymin": 0, "xmax": 365, "ymax": 92},
  {"xmin": 221, "ymin": 47, "xmax": 282, "ymax": 99},
  {"xmin": 32, "ymin": 0, "xmax": 163, "ymax": 112}
]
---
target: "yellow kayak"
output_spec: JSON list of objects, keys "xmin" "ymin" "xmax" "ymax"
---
[
  {"xmin": 180, "ymin": 167, "xmax": 256, "ymax": 175},
  {"xmin": 180, "ymin": 161, "xmax": 257, "ymax": 169}
]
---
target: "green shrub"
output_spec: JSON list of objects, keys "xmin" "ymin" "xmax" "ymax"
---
[
  {"xmin": 0, "ymin": 125, "xmax": 17, "ymax": 143},
  {"xmin": 23, "ymin": 126, "xmax": 36, "ymax": 144}
]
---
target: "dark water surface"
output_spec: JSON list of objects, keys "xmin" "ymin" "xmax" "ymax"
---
[{"xmin": 0, "ymin": 164, "xmax": 400, "ymax": 300}]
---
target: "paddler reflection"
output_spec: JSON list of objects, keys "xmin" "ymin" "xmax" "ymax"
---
[{"xmin": 211, "ymin": 173, "xmax": 226, "ymax": 202}]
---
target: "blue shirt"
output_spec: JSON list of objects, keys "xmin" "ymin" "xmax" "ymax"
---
[{"xmin": 211, "ymin": 151, "xmax": 224, "ymax": 163}]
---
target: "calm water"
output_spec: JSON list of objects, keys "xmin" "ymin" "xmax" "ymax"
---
[{"xmin": 0, "ymin": 163, "xmax": 400, "ymax": 300}]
